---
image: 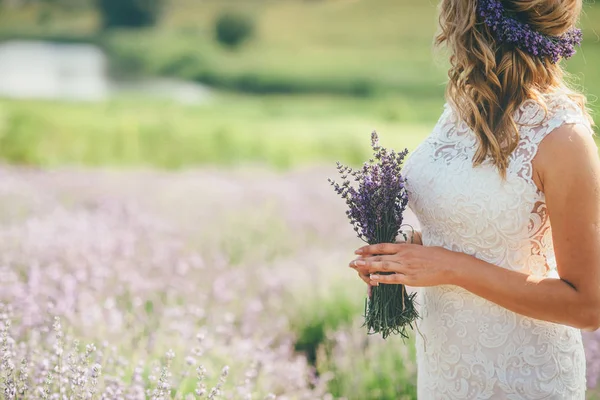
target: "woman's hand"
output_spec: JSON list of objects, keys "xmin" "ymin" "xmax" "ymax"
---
[
  {"xmin": 349, "ymin": 242, "xmax": 460, "ymax": 287},
  {"xmin": 352, "ymin": 230, "xmax": 423, "ymax": 287}
]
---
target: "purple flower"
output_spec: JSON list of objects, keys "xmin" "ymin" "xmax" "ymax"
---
[
  {"xmin": 329, "ymin": 131, "xmax": 418, "ymax": 339},
  {"xmin": 478, "ymin": 0, "xmax": 583, "ymax": 64},
  {"xmin": 328, "ymin": 131, "xmax": 409, "ymax": 245}
]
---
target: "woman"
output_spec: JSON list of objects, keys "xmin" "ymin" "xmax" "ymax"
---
[{"xmin": 349, "ymin": 0, "xmax": 599, "ymax": 398}]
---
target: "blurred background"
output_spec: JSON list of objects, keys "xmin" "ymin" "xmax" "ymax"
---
[
  {"xmin": 0, "ymin": 0, "xmax": 598, "ymax": 167},
  {"xmin": 0, "ymin": 0, "xmax": 599, "ymax": 399}
]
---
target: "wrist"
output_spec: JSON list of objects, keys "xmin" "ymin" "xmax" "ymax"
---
[
  {"xmin": 444, "ymin": 250, "xmax": 469, "ymax": 286},
  {"xmin": 396, "ymin": 229, "xmax": 422, "ymax": 244},
  {"xmin": 414, "ymin": 230, "xmax": 423, "ymax": 245},
  {"xmin": 406, "ymin": 230, "xmax": 422, "ymax": 245}
]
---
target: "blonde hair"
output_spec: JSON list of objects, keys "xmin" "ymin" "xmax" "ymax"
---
[{"xmin": 435, "ymin": 0, "xmax": 593, "ymax": 178}]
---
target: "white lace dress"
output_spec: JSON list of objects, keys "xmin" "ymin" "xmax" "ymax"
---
[{"xmin": 403, "ymin": 91, "xmax": 593, "ymax": 399}]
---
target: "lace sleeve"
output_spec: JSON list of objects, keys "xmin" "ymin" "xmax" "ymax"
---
[{"xmin": 508, "ymin": 95, "xmax": 594, "ymax": 183}]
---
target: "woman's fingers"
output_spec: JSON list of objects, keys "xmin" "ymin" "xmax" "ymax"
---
[
  {"xmin": 348, "ymin": 251, "xmax": 410, "ymax": 287},
  {"xmin": 357, "ymin": 270, "xmax": 370, "ymax": 285},
  {"xmin": 354, "ymin": 242, "xmax": 402, "ymax": 256},
  {"xmin": 349, "ymin": 256, "xmax": 405, "ymax": 274},
  {"xmin": 349, "ymin": 259, "xmax": 372, "ymax": 284},
  {"xmin": 369, "ymin": 273, "xmax": 408, "ymax": 285}
]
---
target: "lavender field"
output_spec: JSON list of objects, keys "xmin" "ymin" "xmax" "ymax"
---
[
  {"xmin": 2, "ymin": 163, "xmax": 600, "ymax": 399},
  {"xmin": 0, "ymin": 164, "xmax": 421, "ymax": 399}
]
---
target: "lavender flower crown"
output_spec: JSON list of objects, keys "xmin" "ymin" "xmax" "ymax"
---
[{"xmin": 478, "ymin": 0, "xmax": 583, "ymax": 63}]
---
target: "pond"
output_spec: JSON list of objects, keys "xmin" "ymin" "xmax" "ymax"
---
[{"xmin": 0, "ymin": 40, "xmax": 212, "ymax": 104}]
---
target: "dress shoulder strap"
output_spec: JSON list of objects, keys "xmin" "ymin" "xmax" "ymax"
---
[
  {"xmin": 508, "ymin": 91, "xmax": 594, "ymax": 182},
  {"xmin": 516, "ymin": 92, "xmax": 594, "ymax": 145}
]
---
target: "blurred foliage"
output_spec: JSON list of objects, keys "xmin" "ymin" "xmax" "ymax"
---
[
  {"xmin": 214, "ymin": 10, "xmax": 255, "ymax": 49},
  {"xmin": 315, "ymin": 320, "xmax": 418, "ymax": 399},
  {"xmin": 96, "ymin": 28, "xmax": 440, "ymax": 97},
  {"xmin": 285, "ymin": 278, "xmax": 418, "ymax": 399},
  {"xmin": 0, "ymin": 0, "xmax": 598, "ymax": 104},
  {"xmin": 287, "ymin": 282, "xmax": 360, "ymax": 365},
  {"xmin": 0, "ymin": 94, "xmax": 434, "ymax": 169},
  {"xmin": 0, "ymin": 0, "xmax": 597, "ymax": 169},
  {"xmin": 0, "ymin": 0, "xmax": 450, "ymax": 97},
  {"xmin": 97, "ymin": 0, "xmax": 163, "ymax": 29}
]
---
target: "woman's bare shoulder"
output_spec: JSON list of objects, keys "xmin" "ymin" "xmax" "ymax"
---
[{"xmin": 534, "ymin": 123, "xmax": 598, "ymax": 193}]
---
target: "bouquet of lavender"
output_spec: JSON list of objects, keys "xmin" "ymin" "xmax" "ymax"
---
[{"xmin": 328, "ymin": 131, "xmax": 419, "ymax": 339}]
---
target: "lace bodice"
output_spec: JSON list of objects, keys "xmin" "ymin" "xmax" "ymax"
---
[{"xmin": 403, "ymin": 91, "xmax": 593, "ymax": 399}]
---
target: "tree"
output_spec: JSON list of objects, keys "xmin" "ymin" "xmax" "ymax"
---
[
  {"xmin": 97, "ymin": 0, "xmax": 163, "ymax": 29},
  {"xmin": 215, "ymin": 11, "xmax": 255, "ymax": 49}
]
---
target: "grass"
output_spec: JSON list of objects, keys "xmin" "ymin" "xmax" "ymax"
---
[
  {"xmin": 0, "ymin": 92, "xmax": 439, "ymax": 168},
  {"xmin": 287, "ymin": 281, "xmax": 363, "ymax": 365},
  {"xmin": 1, "ymin": 87, "xmax": 599, "ymax": 169},
  {"xmin": 316, "ymin": 320, "xmax": 418, "ymax": 399}
]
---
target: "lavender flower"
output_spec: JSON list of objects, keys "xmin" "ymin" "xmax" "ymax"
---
[
  {"xmin": 89, "ymin": 363, "xmax": 102, "ymax": 398},
  {"xmin": 208, "ymin": 365, "xmax": 229, "ymax": 400},
  {"xmin": 478, "ymin": 0, "xmax": 583, "ymax": 63},
  {"xmin": 194, "ymin": 365, "xmax": 207, "ymax": 397},
  {"xmin": 17, "ymin": 358, "xmax": 28, "ymax": 397},
  {"xmin": 328, "ymin": 131, "xmax": 409, "ymax": 245},
  {"xmin": 0, "ymin": 164, "xmax": 369, "ymax": 398},
  {"xmin": 328, "ymin": 131, "xmax": 418, "ymax": 339},
  {"xmin": 1, "ymin": 315, "xmax": 16, "ymax": 399}
]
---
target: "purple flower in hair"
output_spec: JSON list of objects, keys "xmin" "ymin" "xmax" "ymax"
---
[{"xmin": 478, "ymin": 0, "xmax": 583, "ymax": 63}]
